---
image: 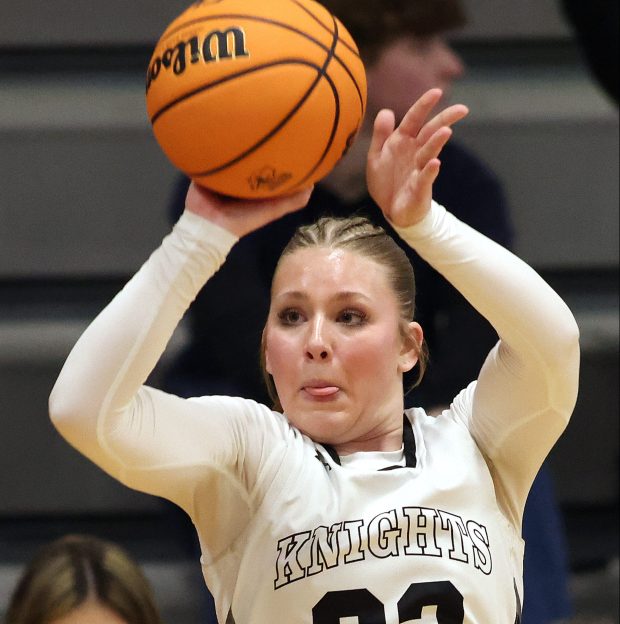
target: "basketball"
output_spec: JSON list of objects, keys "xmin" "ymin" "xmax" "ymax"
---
[{"xmin": 145, "ymin": 0, "xmax": 367, "ymax": 199}]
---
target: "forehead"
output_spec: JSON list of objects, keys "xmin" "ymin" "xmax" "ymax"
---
[{"xmin": 272, "ymin": 246, "xmax": 392, "ymax": 296}]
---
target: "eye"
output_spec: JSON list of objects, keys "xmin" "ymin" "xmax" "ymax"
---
[
  {"xmin": 277, "ymin": 308, "xmax": 305, "ymax": 325},
  {"xmin": 337, "ymin": 309, "xmax": 367, "ymax": 326}
]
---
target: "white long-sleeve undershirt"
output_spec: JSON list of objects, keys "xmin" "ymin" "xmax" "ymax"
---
[
  {"xmin": 394, "ymin": 201, "xmax": 579, "ymax": 523},
  {"xmin": 49, "ymin": 200, "xmax": 580, "ymax": 533}
]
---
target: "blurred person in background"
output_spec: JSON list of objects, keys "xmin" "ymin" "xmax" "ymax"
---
[{"xmin": 5, "ymin": 534, "xmax": 163, "ymax": 624}]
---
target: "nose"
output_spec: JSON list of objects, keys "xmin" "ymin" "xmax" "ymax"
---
[
  {"xmin": 305, "ymin": 316, "xmax": 331, "ymax": 361},
  {"xmin": 440, "ymin": 42, "xmax": 465, "ymax": 81}
]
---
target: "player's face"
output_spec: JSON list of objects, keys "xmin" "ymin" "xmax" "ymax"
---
[
  {"xmin": 366, "ymin": 35, "xmax": 465, "ymax": 123},
  {"xmin": 264, "ymin": 247, "xmax": 421, "ymax": 453}
]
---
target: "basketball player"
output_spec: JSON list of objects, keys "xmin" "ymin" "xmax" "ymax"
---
[
  {"xmin": 49, "ymin": 90, "xmax": 579, "ymax": 623},
  {"xmin": 164, "ymin": 5, "xmax": 574, "ymax": 616}
]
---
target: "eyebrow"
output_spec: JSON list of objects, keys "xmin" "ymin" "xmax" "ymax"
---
[{"xmin": 273, "ymin": 290, "xmax": 372, "ymax": 303}]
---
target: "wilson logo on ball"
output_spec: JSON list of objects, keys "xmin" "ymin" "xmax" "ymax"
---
[{"xmin": 146, "ymin": 27, "xmax": 249, "ymax": 92}]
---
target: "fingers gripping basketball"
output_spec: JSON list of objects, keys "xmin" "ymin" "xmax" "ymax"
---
[{"xmin": 146, "ymin": 0, "xmax": 367, "ymax": 198}]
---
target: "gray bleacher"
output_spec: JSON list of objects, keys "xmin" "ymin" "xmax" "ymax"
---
[{"xmin": 1, "ymin": 0, "xmax": 618, "ymax": 621}]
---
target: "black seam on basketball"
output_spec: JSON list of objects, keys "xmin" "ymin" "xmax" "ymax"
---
[
  {"xmin": 291, "ymin": 77, "xmax": 340, "ymax": 190},
  {"xmin": 156, "ymin": 60, "xmax": 325, "ymax": 177},
  {"xmin": 295, "ymin": 19, "xmax": 341, "ymax": 188},
  {"xmin": 151, "ymin": 58, "xmax": 304, "ymax": 125},
  {"xmin": 290, "ymin": 0, "xmax": 360, "ymax": 59},
  {"xmin": 286, "ymin": 1, "xmax": 365, "ymax": 113},
  {"xmin": 209, "ymin": 12, "xmax": 339, "ymax": 183},
  {"xmin": 153, "ymin": 13, "xmax": 364, "ymax": 110},
  {"xmin": 290, "ymin": 3, "xmax": 364, "ymax": 115}
]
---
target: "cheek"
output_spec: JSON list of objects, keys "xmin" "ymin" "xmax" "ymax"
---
[
  {"xmin": 343, "ymin": 331, "xmax": 401, "ymax": 378},
  {"xmin": 264, "ymin": 332, "xmax": 294, "ymax": 378}
]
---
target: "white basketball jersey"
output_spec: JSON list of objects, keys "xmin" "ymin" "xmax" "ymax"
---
[{"xmin": 202, "ymin": 405, "xmax": 524, "ymax": 624}]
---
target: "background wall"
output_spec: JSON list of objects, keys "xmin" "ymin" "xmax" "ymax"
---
[
  {"xmin": 0, "ymin": 0, "xmax": 618, "ymax": 616},
  {"xmin": 0, "ymin": 0, "xmax": 617, "ymax": 277}
]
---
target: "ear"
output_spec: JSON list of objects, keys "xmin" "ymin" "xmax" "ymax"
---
[{"xmin": 398, "ymin": 321, "xmax": 423, "ymax": 373}]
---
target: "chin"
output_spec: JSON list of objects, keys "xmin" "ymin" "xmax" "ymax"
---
[{"xmin": 291, "ymin": 411, "xmax": 349, "ymax": 445}]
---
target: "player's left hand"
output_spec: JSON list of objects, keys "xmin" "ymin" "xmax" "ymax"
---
[{"xmin": 366, "ymin": 88, "xmax": 469, "ymax": 228}]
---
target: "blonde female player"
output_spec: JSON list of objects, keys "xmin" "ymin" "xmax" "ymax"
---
[{"xmin": 49, "ymin": 89, "xmax": 579, "ymax": 623}]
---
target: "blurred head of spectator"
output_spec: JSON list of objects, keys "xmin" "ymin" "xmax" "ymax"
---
[
  {"xmin": 326, "ymin": 0, "xmax": 467, "ymax": 121},
  {"xmin": 5, "ymin": 534, "xmax": 163, "ymax": 624}
]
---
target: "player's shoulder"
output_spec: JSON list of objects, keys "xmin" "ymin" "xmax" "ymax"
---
[
  {"xmin": 187, "ymin": 394, "xmax": 296, "ymax": 435},
  {"xmin": 406, "ymin": 383, "xmax": 477, "ymax": 430}
]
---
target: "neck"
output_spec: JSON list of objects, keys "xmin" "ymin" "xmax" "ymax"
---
[
  {"xmin": 334, "ymin": 435, "xmax": 403, "ymax": 456},
  {"xmin": 334, "ymin": 413, "xmax": 404, "ymax": 456}
]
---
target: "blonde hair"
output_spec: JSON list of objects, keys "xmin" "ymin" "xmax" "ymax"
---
[
  {"xmin": 261, "ymin": 215, "xmax": 427, "ymax": 411},
  {"xmin": 5, "ymin": 534, "xmax": 163, "ymax": 624}
]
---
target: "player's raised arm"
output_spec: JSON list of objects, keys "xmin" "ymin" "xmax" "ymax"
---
[
  {"xmin": 48, "ymin": 185, "xmax": 312, "ymax": 481},
  {"xmin": 368, "ymin": 89, "xmax": 580, "ymax": 519}
]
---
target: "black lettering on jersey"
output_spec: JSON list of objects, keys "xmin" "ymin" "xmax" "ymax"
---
[
  {"xmin": 313, "ymin": 588, "xmax": 384, "ymax": 623},
  {"xmin": 398, "ymin": 580, "xmax": 464, "ymax": 622},
  {"xmin": 273, "ymin": 506, "xmax": 493, "ymax": 590},
  {"xmin": 468, "ymin": 520, "xmax": 493, "ymax": 575},
  {"xmin": 438, "ymin": 510, "xmax": 469, "ymax": 564},
  {"xmin": 308, "ymin": 523, "xmax": 342, "ymax": 576},
  {"xmin": 342, "ymin": 519, "xmax": 366, "ymax": 564},
  {"xmin": 313, "ymin": 583, "xmax": 465, "ymax": 623},
  {"xmin": 402, "ymin": 506, "xmax": 442, "ymax": 556},
  {"xmin": 274, "ymin": 530, "xmax": 311, "ymax": 589},
  {"xmin": 367, "ymin": 509, "xmax": 401, "ymax": 559}
]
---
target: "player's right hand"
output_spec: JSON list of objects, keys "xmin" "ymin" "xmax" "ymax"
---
[
  {"xmin": 184, "ymin": 182, "xmax": 313, "ymax": 238},
  {"xmin": 367, "ymin": 88, "xmax": 468, "ymax": 229}
]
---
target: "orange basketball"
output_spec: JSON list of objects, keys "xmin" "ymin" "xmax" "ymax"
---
[{"xmin": 145, "ymin": 0, "xmax": 366, "ymax": 198}]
